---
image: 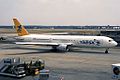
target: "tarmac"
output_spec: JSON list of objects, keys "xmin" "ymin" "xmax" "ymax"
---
[{"xmin": 0, "ymin": 41, "xmax": 120, "ymax": 80}]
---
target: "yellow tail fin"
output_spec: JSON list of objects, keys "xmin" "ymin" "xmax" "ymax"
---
[{"xmin": 13, "ymin": 18, "xmax": 29, "ymax": 36}]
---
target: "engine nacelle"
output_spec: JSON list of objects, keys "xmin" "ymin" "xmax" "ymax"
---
[{"xmin": 56, "ymin": 44, "xmax": 69, "ymax": 52}]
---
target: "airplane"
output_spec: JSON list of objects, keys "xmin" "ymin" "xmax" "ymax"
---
[{"xmin": 13, "ymin": 18, "xmax": 118, "ymax": 53}]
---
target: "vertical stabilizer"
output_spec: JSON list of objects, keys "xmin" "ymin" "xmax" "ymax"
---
[{"xmin": 13, "ymin": 18, "xmax": 29, "ymax": 36}]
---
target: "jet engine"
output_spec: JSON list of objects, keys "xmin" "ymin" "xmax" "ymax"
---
[{"xmin": 56, "ymin": 44, "xmax": 69, "ymax": 52}]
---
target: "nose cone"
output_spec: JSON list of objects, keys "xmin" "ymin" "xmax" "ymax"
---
[{"xmin": 112, "ymin": 41, "xmax": 118, "ymax": 47}]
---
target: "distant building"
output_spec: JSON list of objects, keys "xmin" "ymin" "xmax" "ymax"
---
[{"xmin": 0, "ymin": 25, "xmax": 120, "ymax": 30}]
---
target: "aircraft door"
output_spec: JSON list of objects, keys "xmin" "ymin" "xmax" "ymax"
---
[{"xmin": 94, "ymin": 39, "xmax": 103, "ymax": 47}]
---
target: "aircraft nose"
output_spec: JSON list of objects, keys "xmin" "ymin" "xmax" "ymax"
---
[{"xmin": 112, "ymin": 41, "xmax": 118, "ymax": 47}]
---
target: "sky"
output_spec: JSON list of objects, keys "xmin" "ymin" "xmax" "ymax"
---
[{"xmin": 0, "ymin": 0, "xmax": 120, "ymax": 26}]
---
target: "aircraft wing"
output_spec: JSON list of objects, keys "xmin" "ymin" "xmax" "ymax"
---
[{"xmin": 15, "ymin": 42, "xmax": 73, "ymax": 46}]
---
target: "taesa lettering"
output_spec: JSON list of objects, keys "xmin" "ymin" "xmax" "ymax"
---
[{"xmin": 80, "ymin": 40, "xmax": 100, "ymax": 46}]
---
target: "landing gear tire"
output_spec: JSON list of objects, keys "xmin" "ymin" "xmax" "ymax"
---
[{"xmin": 105, "ymin": 50, "xmax": 109, "ymax": 54}]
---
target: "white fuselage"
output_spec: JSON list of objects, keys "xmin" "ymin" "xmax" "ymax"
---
[{"xmin": 17, "ymin": 34, "xmax": 117, "ymax": 48}]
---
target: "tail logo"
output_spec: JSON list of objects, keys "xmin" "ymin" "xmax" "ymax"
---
[
  {"xmin": 13, "ymin": 18, "xmax": 29, "ymax": 36},
  {"xmin": 17, "ymin": 25, "xmax": 22, "ymax": 33}
]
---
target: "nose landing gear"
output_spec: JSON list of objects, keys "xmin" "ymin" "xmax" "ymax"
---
[{"xmin": 105, "ymin": 49, "xmax": 109, "ymax": 54}]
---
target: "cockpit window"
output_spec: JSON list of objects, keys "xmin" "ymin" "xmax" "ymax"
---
[{"xmin": 109, "ymin": 40, "xmax": 112, "ymax": 42}]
